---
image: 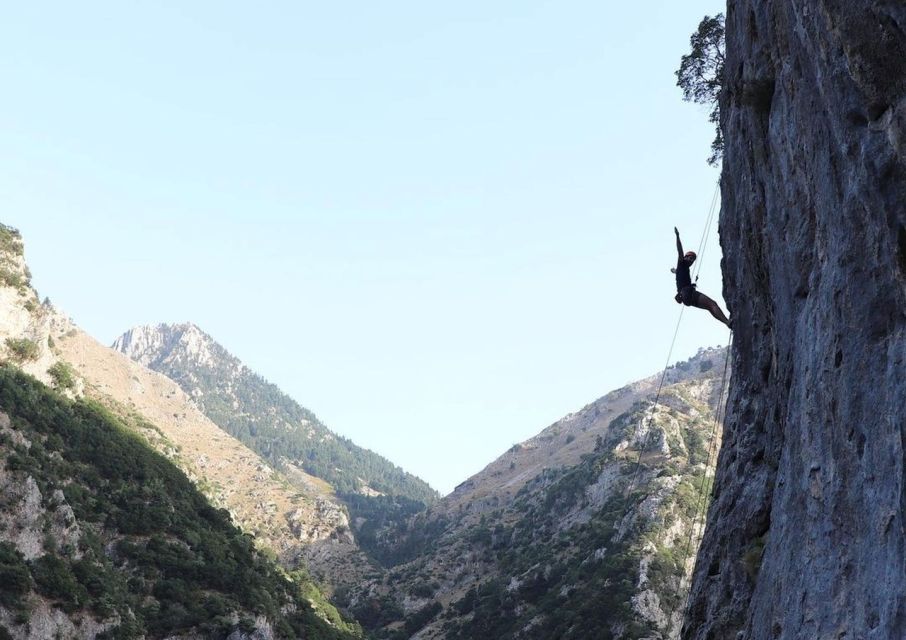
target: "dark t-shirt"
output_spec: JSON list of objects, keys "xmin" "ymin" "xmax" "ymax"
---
[{"xmin": 675, "ymin": 257, "xmax": 692, "ymax": 290}]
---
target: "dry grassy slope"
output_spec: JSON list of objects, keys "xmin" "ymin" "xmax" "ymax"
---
[
  {"xmin": 0, "ymin": 226, "xmax": 373, "ymax": 588},
  {"xmin": 440, "ymin": 351, "xmax": 725, "ymax": 522},
  {"xmin": 349, "ymin": 348, "xmax": 729, "ymax": 639},
  {"xmin": 52, "ymin": 322, "xmax": 373, "ymax": 583}
]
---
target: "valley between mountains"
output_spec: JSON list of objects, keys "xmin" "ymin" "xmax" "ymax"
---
[{"xmin": 1, "ymin": 223, "xmax": 727, "ymax": 639}]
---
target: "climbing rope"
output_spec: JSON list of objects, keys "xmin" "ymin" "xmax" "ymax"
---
[
  {"xmin": 622, "ymin": 182, "xmax": 722, "ymax": 500},
  {"xmin": 692, "ymin": 183, "xmax": 721, "ymax": 286},
  {"xmin": 622, "ymin": 305, "xmax": 685, "ymax": 500},
  {"xmin": 614, "ymin": 180, "xmax": 727, "ymax": 637},
  {"xmin": 668, "ymin": 330, "xmax": 733, "ymax": 635}
]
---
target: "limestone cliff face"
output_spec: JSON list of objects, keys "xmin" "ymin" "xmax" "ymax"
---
[{"xmin": 683, "ymin": 3, "xmax": 906, "ymax": 639}]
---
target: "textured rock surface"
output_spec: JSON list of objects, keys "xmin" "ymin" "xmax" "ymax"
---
[
  {"xmin": 0, "ymin": 232, "xmax": 58, "ymax": 387},
  {"xmin": 0, "ymin": 409, "xmax": 111, "ymax": 640},
  {"xmin": 683, "ymin": 2, "xmax": 906, "ymax": 639}
]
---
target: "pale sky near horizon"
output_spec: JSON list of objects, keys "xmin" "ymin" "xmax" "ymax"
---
[{"xmin": 3, "ymin": 1, "xmax": 727, "ymax": 495}]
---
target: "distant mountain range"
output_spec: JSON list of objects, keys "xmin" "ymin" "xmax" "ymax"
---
[{"xmin": 1, "ymin": 221, "xmax": 728, "ymax": 639}]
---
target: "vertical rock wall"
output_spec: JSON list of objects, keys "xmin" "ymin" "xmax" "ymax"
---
[{"xmin": 683, "ymin": 2, "xmax": 906, "ymax": 639}]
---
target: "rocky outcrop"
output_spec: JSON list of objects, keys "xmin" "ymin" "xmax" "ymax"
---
[
  {"xmin": 0, "ymin": 600, "xmax": 114, "ymax": 640},
  {"xmin": 442, "ymin": 351, "xmax": 728, "ymax": 516},
  {"xmin": 0, "ymin": 226, "xmax": 59, "ymax": 387},
  {"xmin": 289, "ymin": 497, "xmax": 354, "ymax": 544},
  {"xmin": 0, "ymin": 410, "xmax": 113, "ymax": 640},
  {"xmin": 113, "ymin": 323, "xmax": 222, "ymax": 370},
  {"xmin": 683, "ymin": 3, "xmax": 906, "ymax": 639}
]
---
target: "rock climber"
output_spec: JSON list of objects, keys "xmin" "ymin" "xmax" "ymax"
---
[{"xmin": 672, "ymin": 227, "xmax": 732, "ymax": 329}]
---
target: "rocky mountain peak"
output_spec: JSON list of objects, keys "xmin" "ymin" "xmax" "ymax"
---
[
  {"xmin": 112, "ymin": 322, "xmax": 224, "ymax": 370},
  {"xmin": 113, "ymin": 321, "xmax": 440, "ymax": 506}
]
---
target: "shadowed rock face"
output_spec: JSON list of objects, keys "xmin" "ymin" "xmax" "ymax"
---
[{"xmin": 683, "ymin": 2, "xmax": 906, "ymax": 639}]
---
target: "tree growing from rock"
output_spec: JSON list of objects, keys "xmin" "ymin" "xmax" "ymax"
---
[{"xmin": 676, "ymin": 14, "xmax": 725, "ymax": 166}]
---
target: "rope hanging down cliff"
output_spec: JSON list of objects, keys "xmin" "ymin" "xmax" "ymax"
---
[
  {"xmin": 622, "ymin": 334, "xmax": 732, "ymax": 637},
  {"xmin": 623, "ymin": 182, "xmax": 725, "ymax": 500},
  {"xmin": 671, "ymin": 330, "xmax": 733, "ymax": 630},
  {"xmin": 617, "ymin": 181, "xmax": 731, "ymax": 635}
]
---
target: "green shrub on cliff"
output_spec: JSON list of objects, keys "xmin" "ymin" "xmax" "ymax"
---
[
  {"xmin": 0, "ymin": 225, "xmax": 23, "ymax": 257},
  {"xmin": 47, "ymin": 361, "xmax": 76, "ymax": 390},
  {"xmin": 0, "ymin": 543, "xmax": 31, "ymax": 609},
  {"xmin": 4, "ymin": 338, "xmax": 39, "ymax": 362}
]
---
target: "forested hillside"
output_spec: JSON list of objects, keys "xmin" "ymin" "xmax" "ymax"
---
[{"xmin": 0, "ymin": 365, "xmax": 362, "ymax": 639}]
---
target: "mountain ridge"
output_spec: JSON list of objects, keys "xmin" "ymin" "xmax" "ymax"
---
[
  {"xmin": 342, "ymin": 347, "xmax": 730, "ymax": 639},
  {"xmin": 2, "ymin": 220, "xmax": 736, "ymax": 639},
  {"xmin": 442, "ymin": 348, "xmax": 728, "ymax": 516},
  {"xmin": 109, "ymin": 317, "xmax": 733, "ymax": 639},
  {"xmin": 0, "ymin": 222, "xmax": 376, "ymax": 614},
  {"xmin": 113, "ymin": 322, "xmax": 439, "ymax": 505}
]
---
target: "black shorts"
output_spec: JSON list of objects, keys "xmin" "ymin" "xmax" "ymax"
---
[{"xmin": 676, "ymin": 286, "xmax": 701, "ymax": 306}]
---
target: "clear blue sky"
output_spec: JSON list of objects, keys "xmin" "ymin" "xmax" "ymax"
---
[{"xmin": 3, "ymin": 1, "xmax": 727, "ymax": 495}]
